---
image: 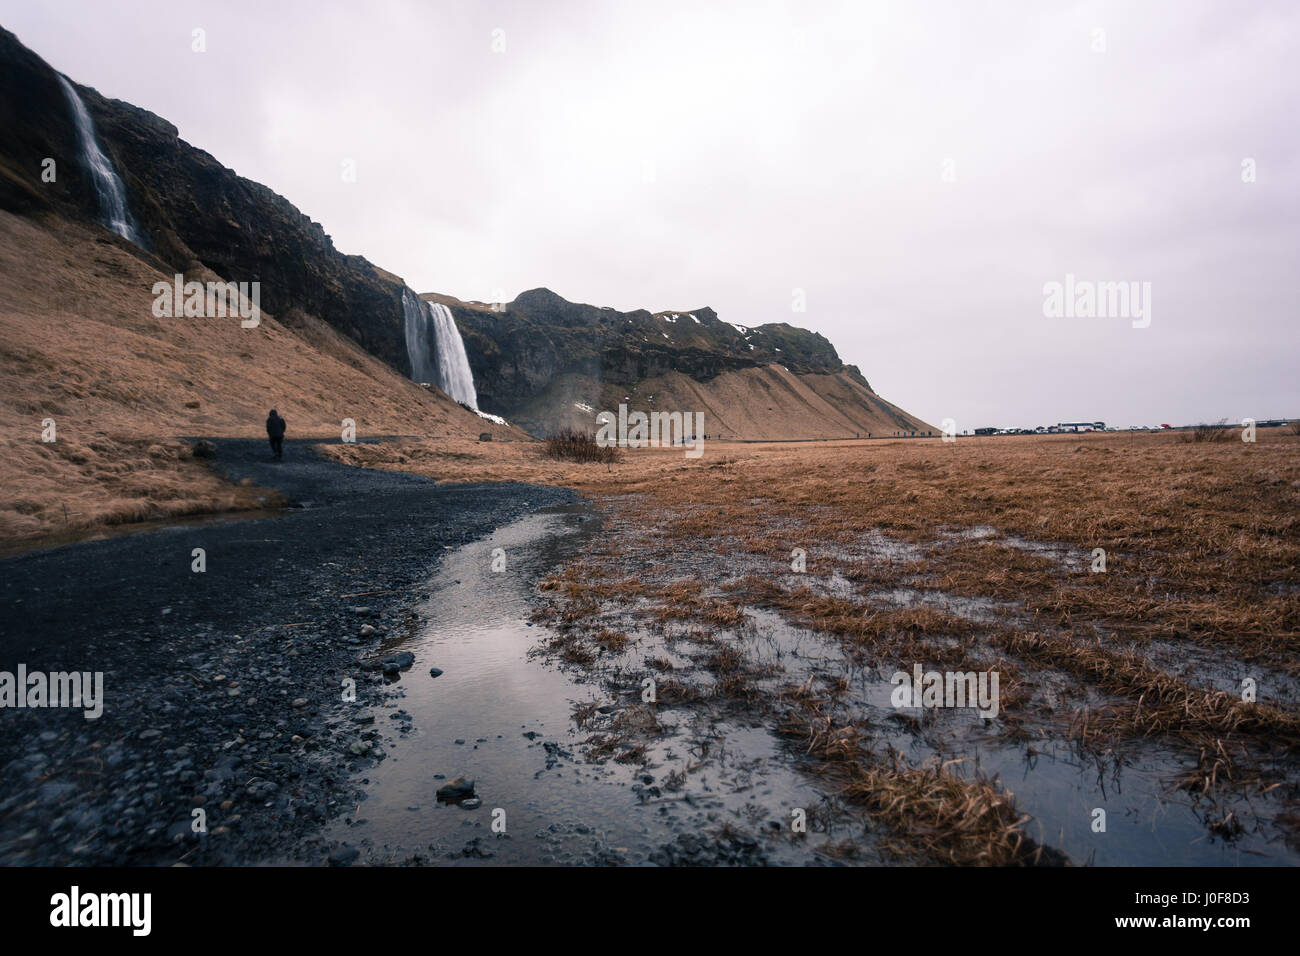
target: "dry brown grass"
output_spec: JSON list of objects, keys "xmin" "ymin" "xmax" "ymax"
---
[
  {"xmin": 775, "ymin": 704, "xmax": 1058, "ymax": 865},
  {"xmin": 0, "ymin": 211, "xmax": 525, "ymax": 542},
  {"xmin": 0, "ymin": 434, "xmax": 279, "ymax": 546},
  {"xmin": 442, "ymin": 426, "xmax": 1300, "ymax": 857}
]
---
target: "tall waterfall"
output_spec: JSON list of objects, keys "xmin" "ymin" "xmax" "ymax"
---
[
  {"xmin": 57, "ymin": 75, "xmax": 143, "ymax": 245},
  {"xmin": 401, "ymin": 290, "xmax": 479, "ymax": 410},
  {"xmin": 402, "ymin": 289, "xmax": 437, "ymax": 384}
]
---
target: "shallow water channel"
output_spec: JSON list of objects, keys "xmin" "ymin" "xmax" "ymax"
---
[{"xmin": 329, "ymin": 504, "xmax": 849, "ymax": 865}]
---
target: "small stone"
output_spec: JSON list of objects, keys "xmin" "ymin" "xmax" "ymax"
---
[
  {"xmin": 436, "ymin": 777, "xmax": 476, "ymax": 802},
  {"xmin": 291, "ymin": 698, "xmax": 309, "ymax": 708},
  {"xmin": 428, "ymin": 667, "xmax": 444, "ymax": 678}
]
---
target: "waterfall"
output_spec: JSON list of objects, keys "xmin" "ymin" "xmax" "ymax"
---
[
  {"xmin": 402, "ymin": 288, "xmax": 437, "ymax": 384},
  {"xmin": 57, "ymin": 75, "xmax": 143, "ymax": 245},
  {"xmin": 423, "ymin": 301, "xmax": 478, "ymax": 409},
  {"xmin": 401, "ymin": 290, "xmax": 479, "ymax": 410}
]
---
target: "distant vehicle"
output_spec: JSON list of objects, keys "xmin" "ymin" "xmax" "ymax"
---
[
  {"xmin": 974, "ymin": 427, "xmax": 997, "ymax": 436},
  {"xmin": 1058, "ymin": 422, "xmax": 1096, "ymax": 432},
  {"xmin": 1159, "ymin": 423, "xmax": 1173, "ymax": 429}
]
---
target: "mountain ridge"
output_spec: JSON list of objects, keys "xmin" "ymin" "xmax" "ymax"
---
[{"xmin": 422, "ymin": 288, "xmax": 933, "ymax": 439}]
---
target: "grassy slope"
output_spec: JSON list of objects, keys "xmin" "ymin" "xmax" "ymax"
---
[
  {"xmin": 0, "ymin": 211, "xmax": 523, "ymax": 541},
  {"xmin": 480, "ymin": 364, "xmax": 935, "ymax": 439}
]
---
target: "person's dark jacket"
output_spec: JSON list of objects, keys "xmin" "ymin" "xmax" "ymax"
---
[{"xmin": 266, "ymin": 411, "xmax": 286, "ymax": 439}]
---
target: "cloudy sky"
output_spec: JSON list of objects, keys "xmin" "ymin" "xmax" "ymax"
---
[{"xmin": 4, "ymin": 0, "xmax": 1296, "ymax": 427}]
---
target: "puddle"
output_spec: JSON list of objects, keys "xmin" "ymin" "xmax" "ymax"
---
[
  {"xmin": 0, "ymin": 507, "xmax": 288, "ymax": 559},
  {"xmin": 330, "ymin": 504, "xmax": 859, "ymax": 865},
  {"xmin": 941, "ymin": 525, "xmax": 1084, "ymax": 570},
  {"xmin": 963, "ymin": 736, "xmax": 1294, "ymax": 866},
  {"xmin": 867, "ymin": 586, "xmax": 1012, "ymax": 624},
  {"xmin": 378, "ymin": 507, "xmax": 1300, "ymax": 867},
  {"xmin": 726, "ymin": 603, "xmax": 1299, "ymax": 866}
]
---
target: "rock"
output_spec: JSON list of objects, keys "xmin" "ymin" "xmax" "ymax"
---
[
  {"xmin": 359, "ymin": 624, "xmax": 376, "ymax": 638},
  {"xmin": 139, "ymin": 729, "xmax": 162, "ymax": 741},
  {"xmin": 191, "ymin": 439, "xmax": 217, "ymax": 459},
  {"xmin": 348, "ymin": 740, "xmax": 373, "ymax": 757},
  {"xmin": 461, "ymin": 798, "xmax": 482, "ymax": 810},
  {"xmin": 291, "ymin": 698, "xmax": 308, "ymax": 708},
  {"xmin": 428, "ymin": 667, "xmax": 443, "ymax": 678},
  {"xmin": 436, "ymin": 777, "xmax": 476, "ymax": 802},
  {"xmin": 377, "ymin": 650, "xmax": 415, "ymax": 675}
]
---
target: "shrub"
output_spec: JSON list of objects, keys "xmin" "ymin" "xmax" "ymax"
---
[
  {"xmin": 542, "ymin": 428, "xmax": 620, "ymax": 463},
  {"xmin": 1181, "ymin": 420, "xmax": 1233, "ymax": 443}
]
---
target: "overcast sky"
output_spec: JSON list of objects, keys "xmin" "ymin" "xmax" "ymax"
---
[{"xmin": 4, "ymin": 0, "xmax": 1296, "ymax": 427}]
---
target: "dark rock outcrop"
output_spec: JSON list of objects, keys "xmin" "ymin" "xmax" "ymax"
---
[
  {"xmin": 0, "ymin": 26, "xmax": 416, "ymax": 377},
  {"xmin": 432, "ymin": 288, "xmax": 883, "ymax": 434}
]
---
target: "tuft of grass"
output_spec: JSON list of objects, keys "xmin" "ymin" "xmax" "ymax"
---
[
  {"xmin": 542, "ymin": 428, "xmax": 620, "ymax": 463},
  {"xmin": 1181, "ymin": 420, "xmax": 1233, "ymax": 443}
]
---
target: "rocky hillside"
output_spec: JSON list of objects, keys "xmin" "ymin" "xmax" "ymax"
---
[
  {"xmin": 0, "ymin": 26, "xmax": 421, "ymax": 378},
  {"xmin": 1, "ymin": 23, "xmax": 929, "ymax": 455},
  {"xmin": 428, "ymin": 289, "xmax": 934, "ymax": 439},
  {"xmin": 0, "ymin": 27, "xmax": 523, "ymax": 542}
]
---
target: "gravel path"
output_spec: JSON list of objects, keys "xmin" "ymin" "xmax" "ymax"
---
[{"xmin": 0, "ymin": 437, "xmax": 575, "ymax": 865}]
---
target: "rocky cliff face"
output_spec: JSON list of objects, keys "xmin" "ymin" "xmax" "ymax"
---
[
  {"xmin": 0, "ymin": 27, "xmax": 416, "ymax": 377},
  {"xmin": 428, "ymin": 289, "xmax": 929, "ymax": 439}
]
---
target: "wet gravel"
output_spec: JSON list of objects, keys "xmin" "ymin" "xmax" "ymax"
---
[{"xmin": 0, "ymin": 437, "xmax": 574, "ymax": 865}]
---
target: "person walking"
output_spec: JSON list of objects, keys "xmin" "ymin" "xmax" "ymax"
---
[{"xmin": 266, "ymin": 408, "xmax": 286, "ymax": 460}]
